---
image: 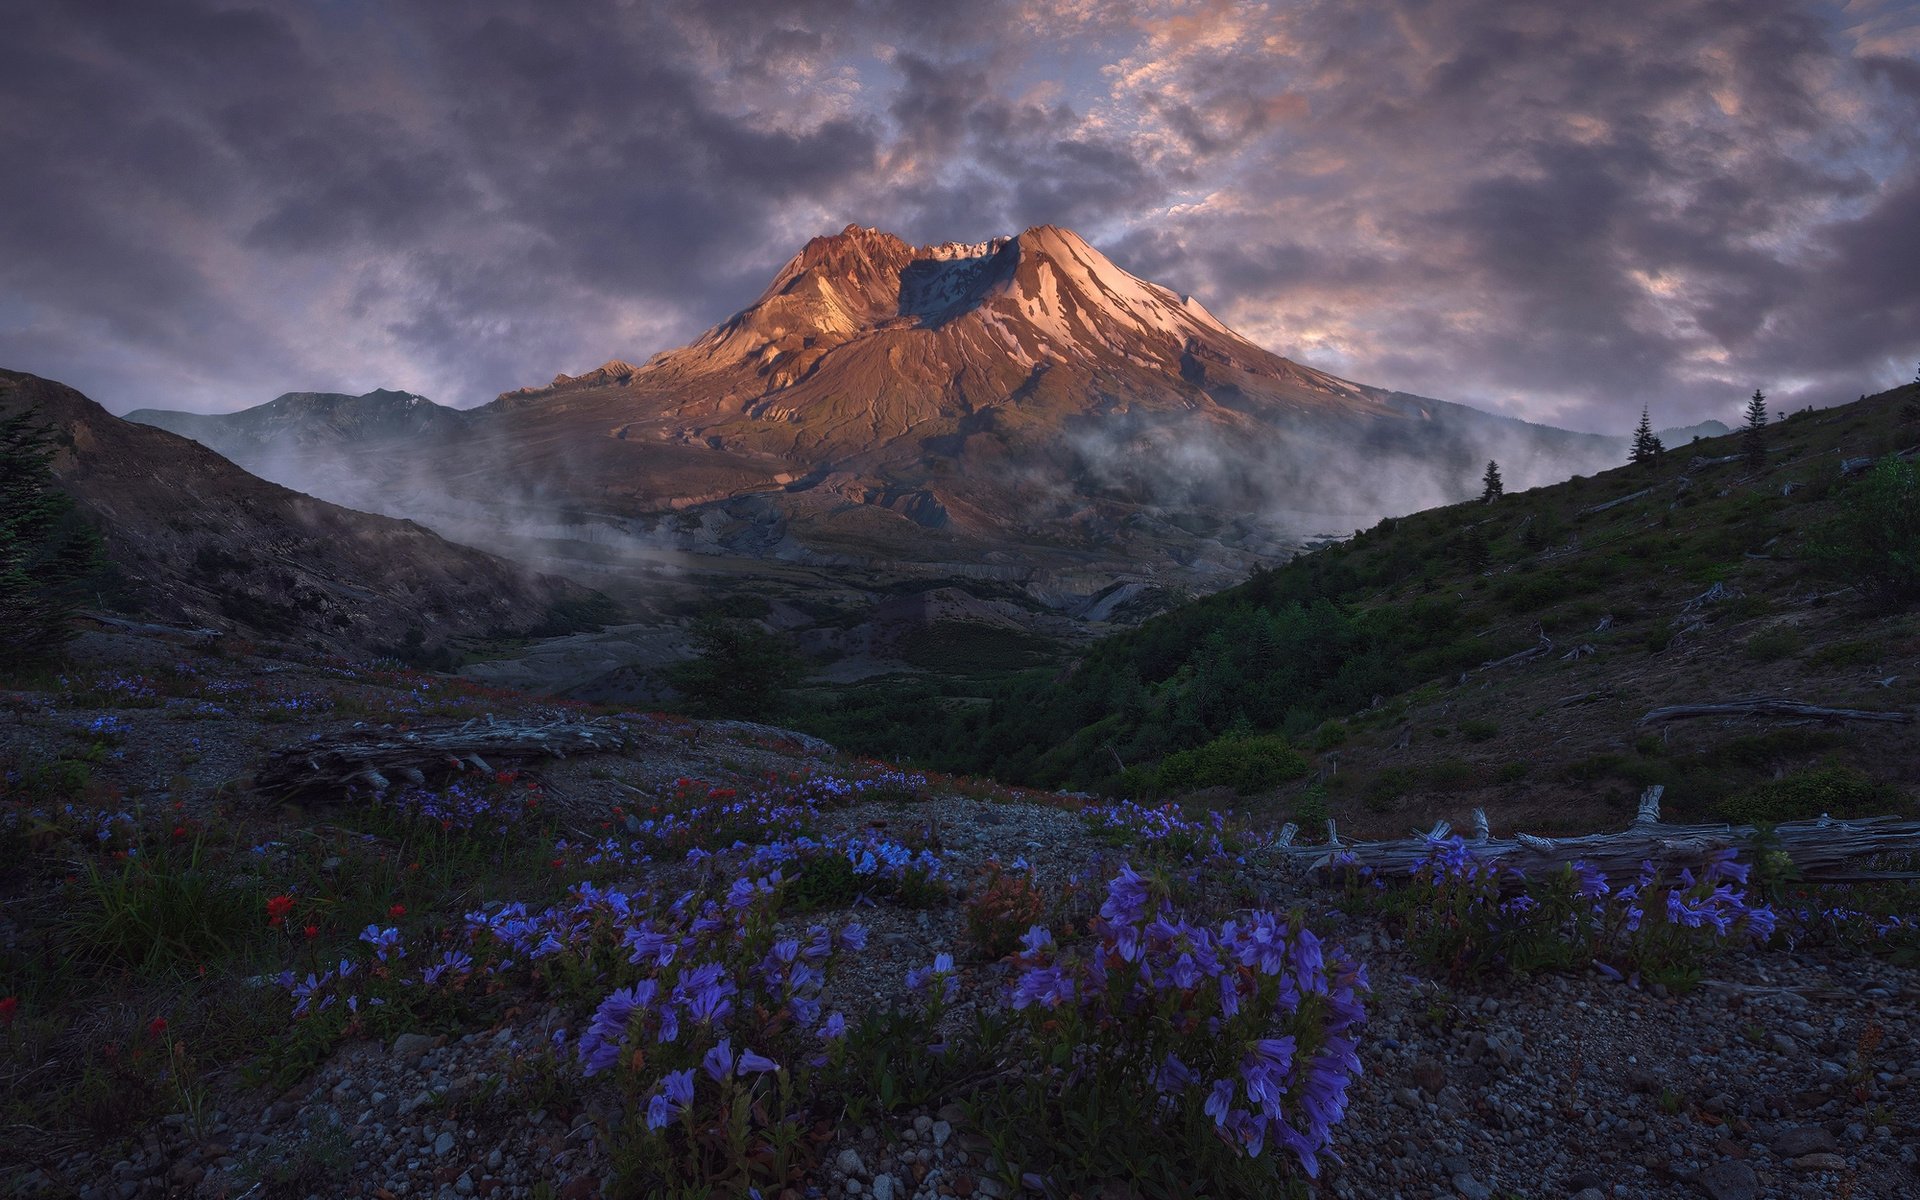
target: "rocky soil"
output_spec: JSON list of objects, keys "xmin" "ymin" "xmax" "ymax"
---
[{"xmin": 3, "ymin": 633, "xmax": 1916, "ymax": 1199}]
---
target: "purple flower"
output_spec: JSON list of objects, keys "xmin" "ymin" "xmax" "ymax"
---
[
  {"xmin": 737, "ymin": 1048, "xmax": 780, "ymax": 1075},
  {"xmin": 1011, "ymin": 964, "xmax": 1074, "ymax": 1010},
  {"xmin": 702, "ymin": 1039, "xmax": 735, "ymax": 1082},
  {"xmin": 646, "ymin": 1092, "xmax": 676, "ymax": 1130},
  {"xmin": 1100, "ymin": 863, "xmax": 1152, "ymax": 927},
  {"xmin": 1017, "ymin": 925, "xmax": 1054, "ymax": 955},
  {"xmin": 1155, "ymin": 1052, "xmax": 1198, "ymax": 1095},
  {"xmin": 818, "ymin": 1011, "xmax": 847, "ymax": 1040},
  {"xmin": 663, "ymin": 1068, "xmax": 696, "ymax": 1106}
]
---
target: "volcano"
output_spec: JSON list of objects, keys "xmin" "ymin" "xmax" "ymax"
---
[{"xmin": 133, "ymin": 224, "xmax": 1623, "ymax": 595}]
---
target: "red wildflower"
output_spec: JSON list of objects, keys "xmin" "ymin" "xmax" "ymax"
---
[
  {"xmin": 0, "ymin": 996, "xmax": 18, "ymax": 1025},
  {"xmin": 303, "ymin": 924, "xmax": 319, "ymax": 940},
  {"xmin": 147, "ymin": 1017, "xmax": 167, "ymax": 1038},
  {"xmin": 171, "ymin": 825, "xmax": 188, "ymax": 841},
  {"xmin": 266, "ymin": 894, "xmax": 296, "ymax": 927},
  {"xmin": 389, "ymin": 903, "xmax": 406, "ymax": 917}
]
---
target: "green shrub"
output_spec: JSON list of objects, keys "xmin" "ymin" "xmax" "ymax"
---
[
  {"xmin": 1154, "ymin": 733, "xmax": 1308, "ymax": 795},
  {"xmin": 1427, "ymin": 758, "xmax": 1477, "ymax": 790},
  {"xmin": 1458, "ymin": 719, "xmax": 1500, "ymax": 743},
  {"xmin": 1291, "ymin": 782, "xmax": 1330, "ymax": 832},
  {"xmin": 1744, "ymin": 627, "xmax": 1803, "ymax": 662},
  {"xmin": 1807, "ymin": 639, "xmax": 1884, "ymax": 669},
  {"xmin": 1814, "ymin": 457, "xmax": 1920, "ymax": 608},
  {"xmin": 1718, "ymin": 764, "xmax": 1905, "ymax": 825},
  {"xmin": 1363, "ymin": 767, "xmax": 1416, "ymax": 813}
]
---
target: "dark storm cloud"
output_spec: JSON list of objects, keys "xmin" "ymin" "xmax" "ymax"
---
[{"xmin": 1, "ymin": 0, "xmax": 1915, "ymax": 428}]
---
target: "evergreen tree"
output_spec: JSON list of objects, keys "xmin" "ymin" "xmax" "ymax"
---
[
  {"xmin": 1629, "ymin": 406, "xmax": 1656, "ymax": 465},
  {"xmin": 1905, "ymin": 362, "xmax": 1920, "ymax": 427},
  {"xmin": 1480, "ymin": 460, "xmax": 1504, "ymax": 503},
  {"xmin": 668, "ymin": 613, "xmax": 805, "ymax": 718},
  {"xmin": 1742, "ymin": 388, "xmax": 1768, "ymax": 468},
  {"xmin": 1, "ymin": 410, "xmax": 105, "ymax": 667}
]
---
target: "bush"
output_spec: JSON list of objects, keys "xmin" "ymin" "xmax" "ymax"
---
[
  {"xmin": 1718, "ymin": 764, "xmax": 1904, "ymax": 825},
  {"xmin": 1156, "ymin": 733, "xmax": 1309, "ymax": 795},
  {"xmin": 1744, "ymin": 627, "xmax": 1803, "ymax": 662},
  {"xmin": 1814, "ymin": 457, "xmax": 1920, "ymax": 608}
]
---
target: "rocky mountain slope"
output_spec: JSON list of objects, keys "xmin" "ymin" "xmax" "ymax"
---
[{"xmin": 1, "ymin": 370, "xmax": 604, "ymax": 657}]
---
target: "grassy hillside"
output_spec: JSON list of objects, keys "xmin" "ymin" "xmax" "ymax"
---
[{"xmin": 795, "ymin": 381, "xmax": 1920, "ymax": 835}]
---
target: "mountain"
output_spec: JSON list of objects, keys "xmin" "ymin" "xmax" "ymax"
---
[
  {"xmin": 130, "ymin": 225, "xmax": 1633, "ymax": 600},
  {"xmin": 2, "ymin": 370, "xmax": 605, "ymax": 657},
  {"xmin": 127, "ymin": 388, "xmax": 466, "ymax": 455}
]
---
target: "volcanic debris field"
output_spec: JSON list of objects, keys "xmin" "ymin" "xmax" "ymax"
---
[{"xmin": 2, "ymin": 628, "xmax": 1918, "ymax": 1200}]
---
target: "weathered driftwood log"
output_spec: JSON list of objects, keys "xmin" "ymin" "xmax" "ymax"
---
[
  {"xmin": 1297, "ymin": 788, "xmax": 1920, "ymax": 883},
  {"xmin": 258, "ymin": 714, "xmax": 627, "ymax": 800},
  {"xmin": 1638, "ymin": 698, "xmax": 1912, "ymax": 727},
  {"xmin": 1476, "ymin": 634, "xmax": 1554, "ymax": 673},
  {"xmin": 1578, "ymin": 487, "xmax": 1654, "ymax": 516},
  {"xmin": 1688, "ymin": 453, "xmax": 1743, "ymax": 469}
]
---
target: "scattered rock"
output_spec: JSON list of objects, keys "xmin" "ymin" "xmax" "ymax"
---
[{"xmin": 1695, "ymin": 1160, "xmax": 1758, "ymax": 1200}]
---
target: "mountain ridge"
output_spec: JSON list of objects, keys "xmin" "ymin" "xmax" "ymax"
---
[{"xmin": 3, "ymin": 370, "xmax": 604, "ymax": 657}]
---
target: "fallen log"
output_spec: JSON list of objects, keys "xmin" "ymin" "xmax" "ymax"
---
[
  {"xmin": 1476, "ymin": 634, "xmax": 1554, "ymax": 672},
  {"xmin": 1638, "ymin": 698, "xmax": 1911, "ymax": 727},
  {"xmin": 1296, "ymin": 788, "xmax": 1920, "ymax": 884},
  {"xmin": 1578, "ymin": 487, "xmax": 1654, "ymax": 516},
  {"xmin": 258, "ymin": 714, "xmax": 628, "ymax": 800}
]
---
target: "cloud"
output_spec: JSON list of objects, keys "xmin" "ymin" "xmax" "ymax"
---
[{"xmin": 0, "ymin": 0, "xmax": 1915, "ymax": 430}]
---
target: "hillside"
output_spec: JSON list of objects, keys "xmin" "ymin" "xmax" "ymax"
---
[
  {"xmin": 799, "ymin": 381, "xmax": 1920, "ymax": 836},
  {"xmin": 0, "ymin": 370, "xmax": 611, "ymax": 659}
]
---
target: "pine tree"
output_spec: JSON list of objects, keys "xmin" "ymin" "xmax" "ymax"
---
[
  {"xmin": 1629, "ymin": 406, "xmax": 1656, "ymax": 466},
  {"xmin": 1743, "ymin": 388, "xmax": 1768, "ymax": 468},
  {"xmin": 1480, "ymin": 460, "xmax": 1504, "ymax": 503},
  {"xmin": 1, "ymin": 410, "xmax": 105, "ymax": 667}
]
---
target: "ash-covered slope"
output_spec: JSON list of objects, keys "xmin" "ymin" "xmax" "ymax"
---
[{"xmin": 2, "ymin": 370, "xmax": 600, "ymax": 655}]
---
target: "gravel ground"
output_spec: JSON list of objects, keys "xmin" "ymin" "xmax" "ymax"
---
[{"xmin": 4, "ymin": 633, "xmax": 1917, "ymax": 1199}]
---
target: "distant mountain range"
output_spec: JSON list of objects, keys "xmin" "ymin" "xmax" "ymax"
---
[
  {"xmin": 4, "ymin": 370, "xmax": 598, "ymax": 657},
  {"xmin": 129, "ymin": 224, "xmax": 1704, "ymax": 604}
]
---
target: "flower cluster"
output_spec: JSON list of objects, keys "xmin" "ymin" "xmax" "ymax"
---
[
  {"xmin": 1081, "ymin": 799, "xmax": 1248, "ymax": 864},
  {"xmin": 375, "ymin": 772, "xmax": 541, "ymax": 835},
  {"xmin": 1008, "ymin": 865, "xmax": 1368, "ymax": 1177},
  {"xmin": 1398, "ymin": 836, "xmax": 1781, "ymax": 986}
]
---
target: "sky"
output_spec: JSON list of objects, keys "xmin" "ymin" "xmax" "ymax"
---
[{"xmin": 4, "ymin": 0, "xmax": 1918, "ymax": 433}]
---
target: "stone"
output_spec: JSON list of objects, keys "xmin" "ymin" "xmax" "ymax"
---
[
  {"xmin": 1793, "ymin": 1152, "xmax": 1848, "ymax": 1171},
  {"xmin": 914, "ymin": 1115, "xmax": 933, "ymax": 1134},
  {"xmin": 1452, "ymin": 1173, "xmax": 1491, "ymax": 1200},
  {"xmin": 1570, "ymin": 1191, "xmax": 1605, "ymax": 1200},
  {"xmin": 871, "ymin": 1174, "xmax": 896, "ymax": 1200},
  {"xmin": 836, "ymin": 1148, "xmax": 867, "ymax": 1178},
  {"xmin": 1695, "ymin": 1161, "xmax": 1758, "ymax": 1200},
  {"xmin": 1770, "ymin": 1126, "xmax": 1836, "ymax": 1157},
  {"xmin": 433, "ymin": 1131, "xmax": 455, "ymax": 1157},
  {"xmin": 394, "ymin": 1033, "xmax": 436, "ymax": 1062},
  {"xmin": 931, "ymin": 1120, "xmax": 952, "ymax": 1148}
]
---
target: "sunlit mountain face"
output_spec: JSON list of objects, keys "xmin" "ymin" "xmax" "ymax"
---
[{"xmin": 130, "ymin": 222, "xmax": 1639, "ymax": 601}]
